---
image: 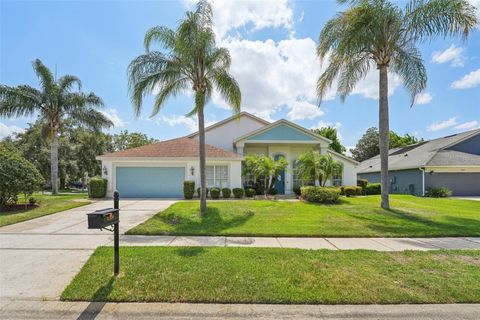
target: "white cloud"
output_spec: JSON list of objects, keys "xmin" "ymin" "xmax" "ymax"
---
[
  {"xmin": 183, "ymin": 0, "xmax": 294, "ymax": 39},
  {"xmin": 431, "ymin": 44, "xmax": 465, "ymax": 67},
  {"xmin": 100, "ymin": 108, "xmax": 125, "ymax": 128},
  {"xmin": 160, "ymin": 115, "xmax": 216, "ymax": 133},
  {"xmin": 312, "ymin": 120, "xmax": 342, "ymax": 130},
  {"xmin": 451, "ymin": 68, "xmax": 480, "ymax": 89},
  {"xmin": 287, "ymin": 100, "xmax": 323, "ymax": 120},
  {"xmin": 350, "ymin": 67, "xmax": 403, "ymax": 99},
  {"xmin": 454, "ymin": 120, "xmax": 479, "ymax": 130},
  {"xmin": 414, "ymin": 92, "xmax": 433, "ymax": 105},
  {"xmin": 0, "ymin": 122, "xmax": 24, "ymax": 138},
  {"xmin": 427, "ymin": 117, "xmax": 457, "ymax": 132}
]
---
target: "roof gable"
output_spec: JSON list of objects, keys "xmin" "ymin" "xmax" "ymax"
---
[{"xmin": 235, "ymin": 119, "xmax": 331, "ymax": 144}]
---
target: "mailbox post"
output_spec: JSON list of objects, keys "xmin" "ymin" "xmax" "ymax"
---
[
  {"xmin": 86, "ymin": 191, "xmax": 120, "ymax": 275},
  {"xmin": 113, "ymin": 191, "xmax": 119, "ymax": 275}
]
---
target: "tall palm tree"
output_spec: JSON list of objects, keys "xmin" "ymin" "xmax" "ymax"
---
[
  {"xmin": 316, "ymin": 0, "xmax": 477, "ymax": 209},
  {"xmin": 128, "ymin": 0, "xmax": 241, "ymax": 213},
  {"xmin": 0, "ymin": 59, "xmax": 113, "ymax": 194}
]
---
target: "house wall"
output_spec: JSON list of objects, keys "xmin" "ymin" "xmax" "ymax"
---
[
  {"xmin": 243, "ymin": 144, "xmax": 357, "ymax": 194},
  {"xmin": 425, "ymin": 172, "xmax": 480, "ymax": 196},
  {"xmin": 358, "ymin": 169, "xmax": 423, "ymax": 196},
  {"xmin": 447, "ymin": 134, "xmax": 480, "ymax": 155},
  {"xmin": 101, "ymin": 159, "xmax": 242, "ymax": 197},
  {"xmin": 191, "ymin": 115, "xmax": 266, "ymax": 152}
]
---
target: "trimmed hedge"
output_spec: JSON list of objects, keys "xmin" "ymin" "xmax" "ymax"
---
[
  {"xmin": 197, "ymin": 187, "xmax": 209, "ymax": 197},
  {"xmin": 293, "ymin": 185, "xmax": 302, "ymax": 196},
  {"xmin": 88, "ymin": 176, "xmax": 107, "ymax": 198},
  {"xmin": 343, "ymin": 186, "xmax": 362, "ymax": 197},
  {"xmin": 183, "ymin": 181, "xmax": 195, "ymax": 199},
  {"xmin": 425, "ymin": 187, "xmax": 452, "ymax": 198},
  {"xmin": 233, "ymin": 188, "xmax": 244, "ymax": 199},
  {"xmin": 268, "ymin": 188, "xmax": 277, "ymax": 196},
  {"xmin": 222, "ymin": 188, "xmax": 231, "ymax": 199},
  {"xmin": 245, "ymin": 188, "xmax": 256, "ymax": 197},
  {"xmin": 255, "ymin": 186, "xmax": 265, "ymax": 196},
  {"xmin": 357, "ymin": 179, "xmax": 368, "ymax": 195},
  {"xmin": 210, "ymin": 187, "xmax": 220, "ymax": 199},
  {"xmin": 300, "ymin": 186, "xmax": 340, "ymax": 203},
  {"xmin": 366, "ymin": 183, "xmax": 381, "ymax": 195}
]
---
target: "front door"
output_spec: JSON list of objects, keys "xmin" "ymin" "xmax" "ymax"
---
[{"xmin": 274, "ymin": 154, "xmax": 285, "ymax": 194}]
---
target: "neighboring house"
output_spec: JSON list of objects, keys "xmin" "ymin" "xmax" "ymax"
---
[
  {"xmin": 97, "ymin": 112, "xmax": 359, "ymax": 198},
  {"xmin": 357, "ymin": 129, "xmax": 480, "ymax": 196}
]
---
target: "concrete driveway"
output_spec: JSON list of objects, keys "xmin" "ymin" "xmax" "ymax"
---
[{"xmin": 0, "ymin": 199, "xmax": 176, "ymax": 301}]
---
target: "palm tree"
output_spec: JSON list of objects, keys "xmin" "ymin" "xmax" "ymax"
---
[
  {"xmin": 316, "ymin": 0, "xmax": 477, "ymax": 209},
  {"xmin": 0, "ymin": 59, "xmax": 113, "ymax": 194},
  {"xmin": 295, "ymin": 151, "xmax": 342, "ymax": 187},
  {"xmin": 128, "ymin": 0, "xmax": 241, "ymax": 213}
]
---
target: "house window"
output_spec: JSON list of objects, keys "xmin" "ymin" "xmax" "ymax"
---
[
  {"xmin": 331, "ymin": 165, "xmax": 343, "ymax": 186},
  {"xmin": 206, "ymin": 165, "xmax": 229, "ymax": 188}
]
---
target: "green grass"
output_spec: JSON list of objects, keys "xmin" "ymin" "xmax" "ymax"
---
[
  {"xmin": 61, "ymin": 246, "xmax": 480, "ymax": 304},
  {"xmin": 0, "ymin": 193, "xmax": 90, "ymax": 227},
  {"xmin": 127, "ymin": 195, "xmax": 480, "ymax": 237}
]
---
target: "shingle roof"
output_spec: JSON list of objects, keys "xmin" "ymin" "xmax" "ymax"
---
[
  {"xmin": 357, "ymin": 129, "xmax": 480, "ymax": 173},
  {"xmin": 98, "ymin": 137, "xmax": 242, "ymax": 159}
]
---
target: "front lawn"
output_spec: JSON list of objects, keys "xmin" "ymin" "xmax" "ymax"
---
[
  {"xmin": 127, "ymin": 195, "xmax": 480, "ymax": 237},
  {"xmin": 61, "ymin": 247, "xmax": 480, "ymax": 304},
  {"xmin": 0, "ymin": 193, "xmax": 90, "ymax": 227}
]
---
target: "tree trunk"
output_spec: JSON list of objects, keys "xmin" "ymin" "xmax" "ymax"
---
[
  {"xmin": 50, "ymin": 128, "xmax": 59, "ymax": 195},
  {"xmin": 196, "ymin": 93, "xmax": 207, "ymax": 213},
  {"xmin": 378, "ymin": 65, "xmax": 390, "ymax": 209}
]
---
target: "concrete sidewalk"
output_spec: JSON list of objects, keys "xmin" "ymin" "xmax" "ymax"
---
[
  {"xmin": 1, "ymin": 300, "xmax": 479, "ymax": 320},
  {"xmin": 119, "ymin": 235, "xmax": 480, "ymax": 251}
]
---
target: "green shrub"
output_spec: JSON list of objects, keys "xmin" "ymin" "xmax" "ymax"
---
[
  {"xmin": 233, "ymin": 188, "xmax": 244, "ymax": 199},
  {"xmin": 28, "ymin": 197, "xmax": 37, "ymax": 205},
  {"xmin": 245, "ymin": 188, "xmax": 256, "ymax": 197},
  {"xmin": 88, "ymin": 176, "xmax": 107, "ymax": 198},
  {"xmin": 183, "ymin": 181, "xmax": 195, "ymax": 199},
  {"xmin": 366, "ymin": 183, "xmax": 381, "ymax": 195},
  {"xmin": 339, "ymin": 186, "xmax": 345, "ymax": 195},
  {"xmin": 197, "ymin": 187, "xmax": 209, "ymax": 197},
  {"xmin": 268, "ymin": 188, "xmax": 277, "ymax": 196},
  {"xmin": 0, "ymin": 146, "xmax": 44, "ymax": 207},
  {"xmin": 343, "ymin": 186, "xmax": 358, "ymax": 197},
  {"xmin": 222, "ymin": 188, "xmax": 231, "ymax": 198},
  {"xmin": 300, "ymin": 186, "xmax": 340, "ymax": 203},
  {"xmin": 255, "ymin": 186, "xmax": 265, "ymax": 195},
  {"xmin": 293, "ymin": 185, "xmax": 302, "ymax": 196},
  {"xmin": 210, "ymin": 187, "xmax": 220, "ymax": 199},
  {"xmin": 357, "ymin": 179, "xmax": 368, "ymax": 195},
  {"xmin": 425, "ymin": 187, "xmax": 452, "ymax": 198},
  {"xmin": 355, "ymin": 186, "xmax": 363, "ymax": 195}
]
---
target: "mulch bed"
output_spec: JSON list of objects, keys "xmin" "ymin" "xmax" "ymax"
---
[{"xmin": 0, "ymin": 204, "xmax": 40, "ymax": 212}]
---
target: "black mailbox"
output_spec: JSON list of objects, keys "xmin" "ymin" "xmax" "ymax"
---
[{"xmin": 87, "ymin": 208, "xmax": 119, "ymax": 229}]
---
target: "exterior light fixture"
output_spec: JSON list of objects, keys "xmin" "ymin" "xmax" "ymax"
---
[
  {"xmin": 103, "ymin": 165, "xmax": 108, "ymax": 176},
  {"xmin": 190, "ymin": 166, "xmax": 195, "ymax": 176}
]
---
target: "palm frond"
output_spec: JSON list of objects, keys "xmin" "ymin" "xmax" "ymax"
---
[
  {"xmin": 211, "ymin": 69, "xmax": 241, "ymax": 113},
  {"xmin": 144, "ymin": 26, "xmax": 177, "ymax": 52},
  {"xmin": 59, "ymin": 75, "xmax": 82, "ymax": 92},
  {"xmin": 0, "ymin": 85, "xmax": 43, "ymax": 117},
  {"xmin": 32, "ymin": 59, "xmax": 55, "ymax": 94},
  {"xmin": 150, "ymin": 78, "xmax": 190, "ymax": 117},
  {"xmin": 68, "ymin": 107, "xmax": 113, "ymax": 131}
]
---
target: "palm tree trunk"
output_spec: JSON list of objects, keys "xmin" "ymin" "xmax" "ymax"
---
[
  {"xmin": 196, "ymin": 93, "xmax": 207, "ymax": 213},
  {"xmin": 378, "ymin": 65, "xmax": 390, "ymax": 209},
  {"xmin": 50, "ymin": 128, "xmax": 59, "ymax": 195}
]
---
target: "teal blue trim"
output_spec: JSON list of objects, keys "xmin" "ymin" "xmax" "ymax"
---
[
  {"xmin": 248, "ymin": 124, "xmax": 316, "ymax": 141},
  {"xmin": 116, "ymin": 167, "xmax": 185, "ymax": 198}
]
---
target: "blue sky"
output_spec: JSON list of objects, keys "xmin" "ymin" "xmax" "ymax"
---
[{"xmin": 1, "ymin": 0, "xmax": 479, "ymax": 151}]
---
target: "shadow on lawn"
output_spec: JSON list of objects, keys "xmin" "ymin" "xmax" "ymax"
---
[
  {"xmin": 348, "ymin": 207, "xmax": 480, "ymax": 236},
  {"xmin": 77, "ymin": 276, "xmax": 116, "ymax": 319},
  {"xmin": 160, "ymin": 207, "xmax": 254, "ymax": 235}
]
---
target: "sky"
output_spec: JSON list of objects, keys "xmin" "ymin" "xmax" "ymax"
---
[{"xmin": 1, "ymin": 0, "xmax": 479, "ymax": 152}]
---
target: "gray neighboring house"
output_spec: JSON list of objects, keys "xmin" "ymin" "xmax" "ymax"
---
[{"xmin": 357, "ymin": 129, "xmax": 480, "ymax": 196}]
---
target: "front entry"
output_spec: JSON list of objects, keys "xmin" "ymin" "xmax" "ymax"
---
[{"xmin": 274, "ymin": 154, "xmax": 285, "ymax": 194}]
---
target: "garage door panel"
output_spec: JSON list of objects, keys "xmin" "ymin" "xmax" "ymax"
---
[
  {"xmin": 426, "ymin": 173, "xmax": 480, "ymax": 196},
  {"xmin": 116, "ymin": 167, "xmax": 184, "ymax": 198}
]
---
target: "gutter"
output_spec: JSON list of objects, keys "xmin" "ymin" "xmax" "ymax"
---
[{"xmin": 419, "ymin": 167, "xmax": 425, "ymax": 196}]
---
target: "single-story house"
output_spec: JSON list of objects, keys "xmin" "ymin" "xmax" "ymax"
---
[
  {"xmin": 97, "ymin": 112, "xmax": 359, "ymax": 198},
  {"xmin": 357, "ymin": 129, "xmax": 480, "ymax": 196}
]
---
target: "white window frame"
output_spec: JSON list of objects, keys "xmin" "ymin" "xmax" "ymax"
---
[{"xmin": 206, "ymin": 165, "xmax": 229, "ymax": 188}]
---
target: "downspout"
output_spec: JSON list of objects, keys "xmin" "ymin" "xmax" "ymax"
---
[{"xmin": 419, "ymin": 167, "xmax": 425, "ymax": 196}]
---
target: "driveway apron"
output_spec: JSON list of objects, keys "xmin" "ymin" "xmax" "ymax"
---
[{"xmin": 0, "ymin": 199, "xmax": 176, "ymax": 301}]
